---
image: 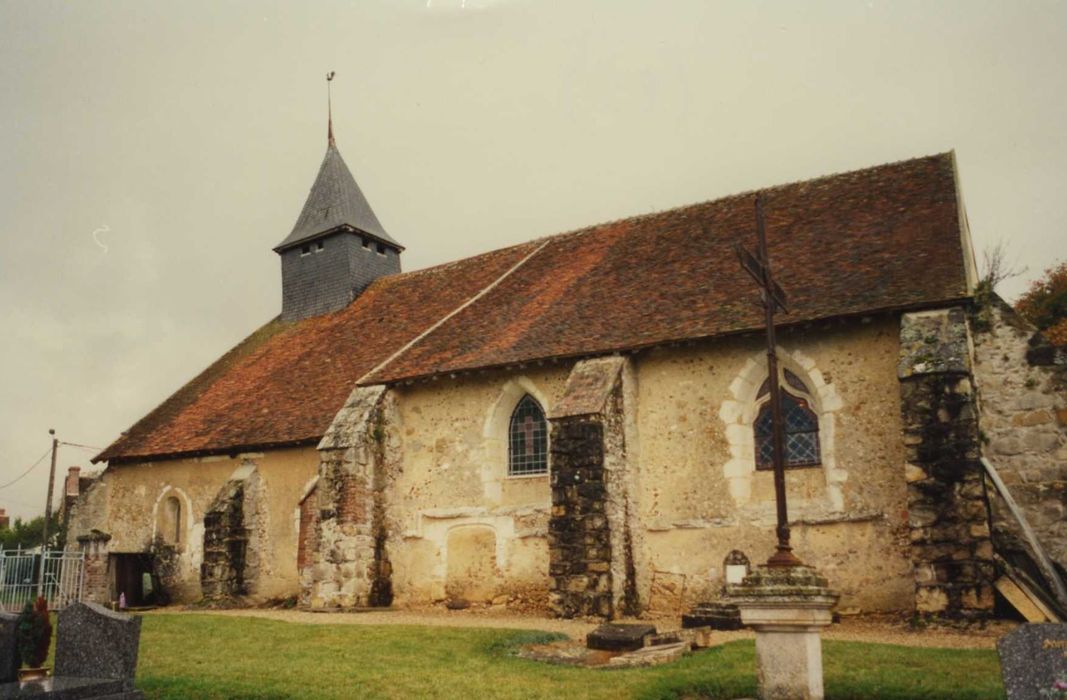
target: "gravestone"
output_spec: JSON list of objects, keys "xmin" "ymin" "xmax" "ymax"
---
[
  {"xmin": 997, "ymin": 623, "xmax": 1067, "ymax": 700},
  {"xmin": 54, "ymin": 602, "xmax": 142, "ymax": 690},
  {"xmin": 586, "ymin": 623, "xmax": 656, "ymax": 652},
  {"xmin": 0, "ymin": 612, "xmax": 17, "ymax": 684}
]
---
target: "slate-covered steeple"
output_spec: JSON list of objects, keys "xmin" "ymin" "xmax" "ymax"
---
[{"xmin": 275, "ymin": 80, "xmax": 402, "ymax": 322}]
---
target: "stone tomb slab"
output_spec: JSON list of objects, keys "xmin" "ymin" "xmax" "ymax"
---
[
  {"xmin": 0, "ymin": 676, "xmax": 142, "ymax": 700},
  {"xmin": 53, "ymin": 603, "xmax": 141, "ymax": 689},
  {"xmin": 997, "ymin": 623, "xmax": 1067, "ymax": 700},
  {"xmin": 0, "ymin": 612, "xmax": 18, "ymax": 684},
  {"xmin": 586, "ymin": 623, "xmax": 656, "ymax": 652}
]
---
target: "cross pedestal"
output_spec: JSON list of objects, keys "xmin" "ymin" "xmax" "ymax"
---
[{"xmin": 727, "ymin": 565, "xmax": 839, "ymax": 700}]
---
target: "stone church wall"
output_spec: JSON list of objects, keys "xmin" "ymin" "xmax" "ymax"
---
[
  {"xmin": 375, "ymin": 315, "xmax": 914, "ymax": 615},
  {"xmin": 633, "ymin": 316, "xmax": 914, "ymax": 614},
  {"xmin": 971, "ymin": 300, "xmax": 1067, "ymax": 579},
  {"xmin": 65, "ymin": 447, "xmax": 318, "ymax": 604},
  {"xmin": 386, "ymin": 366, "xmax": 570, "ymax": 608}
]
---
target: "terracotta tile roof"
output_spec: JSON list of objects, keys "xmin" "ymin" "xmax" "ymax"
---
[
  {"xmin": 98, "ymin": 153, "xmax": 969, "ymax": 463},
  {"xmin": 96, "ymin": 242, "xmax": 538, "ymax": 463},
  {"xmin": 363, "ymin": 152, "xmax": 970, "ymax": 384}
]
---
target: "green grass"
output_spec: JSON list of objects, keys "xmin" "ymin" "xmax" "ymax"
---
[{"xmin": 115, "ymin": 615, "xmax": 1004, "ymax": 699}]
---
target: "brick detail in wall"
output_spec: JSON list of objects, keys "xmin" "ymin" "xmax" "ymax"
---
[
  {"xmin": 297, "ymin": 485, "xmax": 320, "ymax": 572},
  {"xmin": 335, "ymin": 472, "xmax": 369, "ymax": 525},
  {"xmin": 75, "ymin": 535, "xmax": 112, "ymax": 605},
  {"xmin": 548, "ymin": 418, "xmax": 613, "ymax": 618},
  {"xmin": 898, "ymin": 308, "xmax": 995, "ymax": 617},
  {"xmin": 303, "ymin": 385, "xmax": 396, "ymax": 609}
]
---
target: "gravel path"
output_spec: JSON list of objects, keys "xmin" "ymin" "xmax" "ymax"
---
[{"xmin": 147, "ymin": 607, "xmax": 1014, "ymax": 650}]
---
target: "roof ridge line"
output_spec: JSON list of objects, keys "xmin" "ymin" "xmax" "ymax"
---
[
  {"xmin": 356, "ymin": 238, "xmax": 554, "ymax": 385},
  {"xmin": 533, "ymin": 152, "xmax": 956, "ymax": 243},
  {"xmin": 377, "ymin": 152, "xmax": 956, "ymax": 279}
]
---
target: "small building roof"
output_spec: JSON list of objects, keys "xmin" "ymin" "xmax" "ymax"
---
[
  {"xmin": 273, "ymin": 144, "xmax": 401, "ymax": 253},
  {"xmin": 97, "ymin": 152, "xmax": 972, "ymax": 465}
]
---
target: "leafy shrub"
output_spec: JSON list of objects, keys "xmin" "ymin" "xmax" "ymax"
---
[{"xmin": 16, "ymin": 596, "xmax": 52, "ymax": 668}]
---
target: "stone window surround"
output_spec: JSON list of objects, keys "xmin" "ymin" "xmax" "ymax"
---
[
  {"xmin": 719, "ymin": 346, "xmax": 846, "ymax": 512},
  {"xmin": 507, "ymin": 394, "xmax": 549, "ymax": 477},
  {"xmin": 483, "ymin": 376, "xmax": 553, "ymax": 494},
  {"xmin": 752, "ymin": 388, "xmax": 821, "ymax": 471},
  {"xmin": 150, "ymin": 485, "xmax": 200, "ymax": 573}
]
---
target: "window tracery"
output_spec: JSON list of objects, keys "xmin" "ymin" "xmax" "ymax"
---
[
  {"xmin": 753, "ymin": 372, "xmax": 821, "ymax": 470},
  {"xmin": 508, "ymin": 394, "xmax": 548, "ymax": 476}
]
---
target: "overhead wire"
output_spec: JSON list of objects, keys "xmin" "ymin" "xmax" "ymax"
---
[
  {"xmin": 59, "ymin": 441, "xmax": 103, "ymax": 452},
  {"xmin": 0, "ymin": 447, "xmax": 53, "ymax": 490}
]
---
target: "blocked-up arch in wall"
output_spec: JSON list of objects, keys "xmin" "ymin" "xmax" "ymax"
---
[
  {"xmin": 718, "ymin": 346, "xmax": 846, "ymax": 512},
  {"xmin": 444, "ymin": 524, "xmax": 499, "ymax": 603}
]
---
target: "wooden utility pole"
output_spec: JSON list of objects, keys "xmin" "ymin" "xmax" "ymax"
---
[
  {"xmin": 736, "ymin": 195, "xmax": 802, "ymax": 568},
  {"xmin": 37, "ymin": 428, "xmax": 58, "ymax": 597}
]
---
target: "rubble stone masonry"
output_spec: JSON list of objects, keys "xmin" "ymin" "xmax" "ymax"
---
[
  {"xmin": 303, "ymin": 385, "xmax": 398, "ymax": 609},
  {"xmin": 548, "ymin": 357, "xmax": 640, "ymax": 618},
  {"xmin": 971, "ymin": 298, "xmax": 1067, "ymax": 583},
  {"xmin": 898, "ymin": 307, "xmax": 995, "ymax": 616}
]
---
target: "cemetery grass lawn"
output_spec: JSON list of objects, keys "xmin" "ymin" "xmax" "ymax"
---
[{"xmin": 128, "ymin": 615, "xmax": 1005, "ymax": 700}]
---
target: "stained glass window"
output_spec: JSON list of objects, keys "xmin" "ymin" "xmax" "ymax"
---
[
  {"xmin": 757, "ymin": 369, "xmax": 810, "ymax": 399},
  {"xmin": 754, "ymin": 392, "xmax": 820, "ymax": 470},
  {"xmin": 508, "ymin": 395, "xmax": 548, "ymax": 476}
]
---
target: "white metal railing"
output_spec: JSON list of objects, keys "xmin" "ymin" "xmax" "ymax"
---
[{"xmin": 0, "ymin": 549, "xmax": 85, "ymax": 613}]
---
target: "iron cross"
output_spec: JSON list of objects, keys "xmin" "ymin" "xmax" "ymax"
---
[{"xmin": 735, "ymin": 194, "xmax": 803, "ymax": 568}]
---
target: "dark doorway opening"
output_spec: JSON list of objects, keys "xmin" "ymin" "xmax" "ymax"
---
[{"xmin": 111, "ymin": 553, "xmax": 156, "ymax": 607}]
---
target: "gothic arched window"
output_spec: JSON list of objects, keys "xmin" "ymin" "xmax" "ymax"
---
[
  {"xmin": 754, "ymin": 370, "xmax": 821, "ymax": 470},
  {"xmin": 508, "ymin": 394, "xmax": 548, "ymax": 476}
]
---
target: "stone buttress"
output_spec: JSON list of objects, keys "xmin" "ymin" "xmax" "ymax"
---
[
  {"xmin": 898, "ymin": 307, "xmax": 995, "ymax": 616},
  {"xmin": 548, "ymin": 356, "xmax": 644, "ymax": 618},
  {"xmin": 302, "ymin": 385, "xmax": 399, "ymax": 609},
  {"xmin": 201, "ymin": 462, "xmax": 270, "ymax": 600}
]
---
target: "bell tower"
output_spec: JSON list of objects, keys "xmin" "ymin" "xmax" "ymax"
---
[{"xmin": 274, "ymin": 73, "xmax": 403, "ymax": 322}]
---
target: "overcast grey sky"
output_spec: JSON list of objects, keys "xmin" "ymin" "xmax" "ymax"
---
[{"xmin": 1, "ymin": 0, "xmax": 1065, "ymax": 522}]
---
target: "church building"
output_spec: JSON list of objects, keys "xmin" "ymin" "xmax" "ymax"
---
[{"xmin": 66, "ymin": 122, "xmax": 1067, "ymax": 620}]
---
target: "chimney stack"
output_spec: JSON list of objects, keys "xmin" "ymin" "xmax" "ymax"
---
[{"xmin": 65, "ymin": 466, "xmax": 81, "ymax": 498}]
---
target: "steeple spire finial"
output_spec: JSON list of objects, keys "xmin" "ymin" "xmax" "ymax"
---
[{"xmin": 326, "ymin": 71, "xmax": 336, "ymax": 147}]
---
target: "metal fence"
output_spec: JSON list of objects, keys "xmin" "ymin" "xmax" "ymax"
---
[{"xmin": 0, "ymin": 549, "xmax": 85, "ymax": 613}]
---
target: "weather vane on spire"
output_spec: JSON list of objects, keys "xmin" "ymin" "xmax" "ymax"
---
[{"xmin": 326, "ymin": 70, "xmax": 336, "ymax": 147}]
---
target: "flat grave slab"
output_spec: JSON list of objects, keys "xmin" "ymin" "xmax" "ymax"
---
[
  {"xmin": 997, "ymin": 623, "xmax": 1067, "ymax": 700},
  {"xmin": 586, "ymin": 623, "xmax": 656, "ymax": 652},
  {"xmin": 0, "ymin": 676, "xmax": 141, "ymax": 700}
]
